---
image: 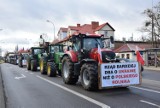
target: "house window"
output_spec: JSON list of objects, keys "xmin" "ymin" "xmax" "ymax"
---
[
  {"xmin": 122, "ymin": 54, "xmax": 125, "ymax": 58},
  {"xmin": 127, "ymin": 54, "xmax": 130, "ymax": 59},
  {"xmin": 105, "ymin": 31, "xmax": 108, "ymax": 37}
]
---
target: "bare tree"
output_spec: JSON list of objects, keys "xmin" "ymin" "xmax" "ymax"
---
[{"xmin": 139, "ymin": 2, "xmax": 160, "ymax": 47}]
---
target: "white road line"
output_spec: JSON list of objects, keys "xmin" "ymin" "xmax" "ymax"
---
[
  {"xmin": 30, "ymin": 73, "xmax": 34, "ymax": 74},
  {"xmin": 130, "ymin": 86, "xmax": 160, "ymax": 94},
  {"xmin": 37, "ymin": 75, "xmax": 110, "ymax": 108},
  {"xmin": 140, "ymin": 100, "xmax": 160, "ymax": 108},
  {"xmin": 15, "ymin": 74, "xmax": 26, "ymax": 80}
]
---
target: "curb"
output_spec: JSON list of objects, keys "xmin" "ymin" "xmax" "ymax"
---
[
  {"xmin": 144, "ymin": 66, "xmax": 160, "ymax": 71},
  {"xmin": 0, "ymin": 65, "xmax": 6, "ymax": 108}
]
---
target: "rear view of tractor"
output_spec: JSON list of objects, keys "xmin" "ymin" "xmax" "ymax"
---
[
  {"xmin": 61, "ymin": 34, "xmax": 141, "ymax": 91},
  {"xmin": 27, "ymin": 47, "xmax": 45, "ymax": 71},
  {"xmin": 40, "ymin": 42, "xmax": 66, "ymax": 77},
  {"xmin": 18, "ymin": 53, "xmax": 29, "ymax": 67}
]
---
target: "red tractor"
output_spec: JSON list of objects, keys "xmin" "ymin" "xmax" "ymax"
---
[{"xmin": 61, "ymin": 33, "xmax": 117, "ymax": 90}]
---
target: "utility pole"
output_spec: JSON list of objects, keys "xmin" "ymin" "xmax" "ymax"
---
[
  {"xmin": 152, "ymin": 0, "xmax": 154, "ymax": 48},
  {"xmin": 46, "ymin": 20, "xmax": 56, "ymax": 40}
]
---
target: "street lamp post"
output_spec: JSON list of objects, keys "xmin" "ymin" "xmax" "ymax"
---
[{"xmin": 46, "ymin": 20, "xmax": 55, "ymax": 40}]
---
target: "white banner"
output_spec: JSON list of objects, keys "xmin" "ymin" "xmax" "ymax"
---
[{"xmin": 100, "ymin": 62, "xmax": 140, "ymax": 88}]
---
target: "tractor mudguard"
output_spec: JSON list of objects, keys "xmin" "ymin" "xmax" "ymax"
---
[
  {"xmin": 62, "ymin": 51, "xmax": 78, "ymax": 62},
  {"xmin": 81, "ymin": 59, "xmax": 97, "ymax": 64}
]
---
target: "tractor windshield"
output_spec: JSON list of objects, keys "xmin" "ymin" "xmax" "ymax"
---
[
  {"xmin": 83, "ymin": 38, "xmax": 103, "ymax": 50},
  {"xmin": 33, "ymin": 49, "xmax": 44, "ymax": 55},
  {"xmin": 50, "ymin": 45, "xmax": 64, "ymax": 53}
]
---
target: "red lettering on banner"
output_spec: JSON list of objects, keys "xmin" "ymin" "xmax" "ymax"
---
[
  {"xmin": 119, "ymin": 69, "xmax": 136, "ymax": 73},
  {"xmin": 112, "ymin": 79, "xmax": 130, "ymax": 84},
  {"xmin": 115, "ymin": 74, "xmax": 138, "ymax": 79}
]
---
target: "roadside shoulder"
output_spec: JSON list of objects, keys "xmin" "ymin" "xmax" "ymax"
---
[
  {"xmin": 0, "ymin": 64, "xmax": 6, "ymax": 108},
  {"xmin": 144, "ymin": 66, "xmax": 160, "ymax": 71}
]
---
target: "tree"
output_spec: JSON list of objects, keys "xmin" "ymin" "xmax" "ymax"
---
[{"xmin": 139, "ymin": 2, "xmax": 160, "ymax": 47}]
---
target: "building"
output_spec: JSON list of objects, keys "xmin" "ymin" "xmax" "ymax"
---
[
  {"xmin": 57, "ymin": 21, "xmax": 115, "ymax": 48},
  {"xmin": 114, "ymin": 41, "xmax": 160, "ymax": 67},
  {"xmin": 57, "ymin": 27, "xmax": 68, "ymax": 40},
  {"xmin": 114, "ymin": 44, "xmax": 146, "ymax": 60}
]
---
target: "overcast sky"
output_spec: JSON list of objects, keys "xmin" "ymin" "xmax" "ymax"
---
[{"xmin": 0, "ymin": 0, "xmax": 159, "ymax": 55}]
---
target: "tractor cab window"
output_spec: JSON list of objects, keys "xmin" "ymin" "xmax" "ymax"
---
[
  {"xmin": 53, "ymin": 46, "xmax": 59, "ymax": 52},
  {"xmin": 83, "ymin": 38, "xmax": 103, "ymax": 50},
  {"xmin": 50, "ymin": 46, "xmax": 55, "ymax": 53},
  {"xmin": 73, "ymin": 39, "xmax": 81, "ymax": 52},
  {"xmin": 33, "ymin": 49, "xmax": 44, "ymax": 54},
  {"xmin": 59, "ymin": 45, "xmax": 64, "ymax": 52}
]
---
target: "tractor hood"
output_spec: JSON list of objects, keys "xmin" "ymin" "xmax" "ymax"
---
[{"xmin": 89, "ymin": 48, "xmax": 116, "ymax": 63}]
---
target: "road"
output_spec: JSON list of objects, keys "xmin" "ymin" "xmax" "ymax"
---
[{"xmin": 1, "ymin": 63, "xmax": 160, "ymax": 108}]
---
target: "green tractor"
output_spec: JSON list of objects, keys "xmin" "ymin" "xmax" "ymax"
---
[
  {"xmin": 27, "ymin": 47, "xmax": 45, "ymax": 71},
  {"xmin": 40, "ymin": 42, "xmax": 66, "ymax": 77}
]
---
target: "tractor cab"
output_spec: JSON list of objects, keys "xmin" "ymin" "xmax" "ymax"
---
[
  {"xmin": 69, "ymin": 34, "xmax": 116, "ymax": 63},
  {"xmin": 27, "ymin": 47, "xmax": 45, "ymax": 71}
]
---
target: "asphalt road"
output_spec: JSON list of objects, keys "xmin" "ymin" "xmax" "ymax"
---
[{"xmin": 1, "ymin": 63, "xmax": 160, "ymax": 108}]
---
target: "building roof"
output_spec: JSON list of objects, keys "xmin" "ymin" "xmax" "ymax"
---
[
  {"xmin": 77, "ymin": 24, "xmax": 95, "ymax": 34},
  {"xmin": 51, "ymin": 39, "xmax": 59, "ymax": 44},
  {"xmin": 114, "ymin": 44, "xmax": 147, "ymax": 53},
  {"xmin": 95, "ymin": 22, "xmax": 115, "ymax": 31},
  {"xmin": 18, "ymin": 49, "xmax": 29, "ymax": 54},
  {"xmin": 60, "ymin": 27, "xmax": 68, "ymax": 32},
  {"xmin": 68, "ymin": 26, "xmax": 80, "ymax": 31}
]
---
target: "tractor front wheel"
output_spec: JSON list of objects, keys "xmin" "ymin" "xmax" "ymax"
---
[
  {"xmin": 31, "ymin": 60, "xmax": 37, "ymax": 71},
  {"xmin": 47, "ymin": 62, "xmax": 57, "ymax": 77},
  {"xmin": 81, "ymin": 63, "xmax": 98, "ymax": 91},
  {"xmin": 62, "ymin": 56, "xmax": 78, "ymax": 84},
  {"xmin": 40, "ymin": 58, "xmax": 47, "ymax": 74}
]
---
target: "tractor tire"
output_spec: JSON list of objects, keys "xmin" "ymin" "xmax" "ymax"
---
[
  {"xmin": 62, "ymin": 56, "xmax": 78, "ymax": 84},
  {"xmin": 80, "ymin": 63, "xmax": 98, "ymax": 91},
  {"xmin": 40, "ymin": 58, "xmax": 47, "ymax": 74},
  {"xmin": 31, "ymin": 60, "xmax": 37, "ymax": 71},
  {"xmin": 27, "ymin": 58, "xmax": 31, "ymax": 70},
  {"xmin": 47, "ymin": 62, "xmax": 57, "ymax": 77}
]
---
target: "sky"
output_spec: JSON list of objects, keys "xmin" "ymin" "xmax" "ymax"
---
[{"xmin": 0, "ymin": 0, "xmax": 159, "ymax": 56}]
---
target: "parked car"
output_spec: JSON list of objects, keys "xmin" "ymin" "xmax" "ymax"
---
[{"xmin": 117, "ymin": 58, "xmax": 144, "ymax": 72}]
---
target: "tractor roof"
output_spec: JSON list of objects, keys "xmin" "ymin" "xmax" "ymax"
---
[{"xmin": 31, "ymin": 47, "xmax": 44, "ymax": 49}]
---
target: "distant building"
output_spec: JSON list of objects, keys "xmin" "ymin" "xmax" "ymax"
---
[
  {"xmin": 57, "ymin": 21, "xmax": 115, "ymax": 49},
  {"xmin": 57, "ymin": 27, "xmax": 68, "ymax": 40},
  {"xmin": 114, "ymin": 41, "xmax": 153, "ymax": 65}
]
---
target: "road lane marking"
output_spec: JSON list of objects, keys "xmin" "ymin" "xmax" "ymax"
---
[
  {"xmin": 30, "ymin": 73, "xmax": 34, "ymax": 74},
  {"xmin": 15, "ymin": 74, "xmax": 26, "ymax": 80},
  {"xmin": 140, "ymin": 100, "xmax": 160, "ymax": 108},
  {"xmin": 37, "ymin": 75, "xmax": 110, "ymax": 108},
  {"xmin": 130, "ymin": 86, "xmax": 160, "ymax": 94}
]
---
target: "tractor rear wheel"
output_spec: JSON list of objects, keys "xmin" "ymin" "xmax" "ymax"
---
[
  {"xmin": 27, "ymin": 58, "xmax": 31, "ymax": 70},
  {"xmin": 47, "ymin": 62, "xmax": 57, "ymax": 77},
  {"xmin": 81, "ymin": 63, "xmax": 98, "ymax": 91},
  {"xmin": 31, "ymin": 60, "xmax": 37, "ymax": 71},
  {"xmin": 62, "ymin": 56, "xmax": 78, "ymax": 84},
  {"xmin": 40, "ymin": 58, "xmax": 47, "ymax": 74}
]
